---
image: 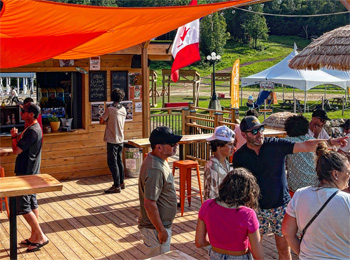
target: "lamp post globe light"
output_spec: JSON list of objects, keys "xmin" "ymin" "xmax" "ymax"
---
[{"xmin": 207, "ymin": 51, "xmax": 222, "ymax": 110}]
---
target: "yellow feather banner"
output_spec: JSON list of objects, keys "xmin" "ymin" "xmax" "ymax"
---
[{"xmin": 230, "ymin": 59, "xmax": 240, "ymax": 108}]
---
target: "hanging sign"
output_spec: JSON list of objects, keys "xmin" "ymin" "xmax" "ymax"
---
[
  {"xmin": 260, "ymin": 81, "xmax": 274, "ymax": 89},
  {"xmin": 90, "ymin": 56, "xmax": 101, "ymax": 70}
]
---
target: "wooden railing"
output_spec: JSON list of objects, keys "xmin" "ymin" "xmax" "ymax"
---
[{"xmin": 150, "ymin": 103, "xmax": 240, "ymax": 165}]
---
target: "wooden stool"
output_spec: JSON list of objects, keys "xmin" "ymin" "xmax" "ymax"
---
[
  {"xmin": 172, "ymin": 160, "xmax": 203, "ymax": 216},
  {"xmin": 0, "ymin": 167, "xmax": 10, "ymax": 218}
]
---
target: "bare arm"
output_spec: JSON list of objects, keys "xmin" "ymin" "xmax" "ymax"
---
[
  {"xmin": 143, "ymin": 198, "xmax": 168, "ymax": 244},
  {"xmin": 195, "ymin": 219, "xmax": 210, "ymax": 248},
  {"xmin": 293, "ymin": 136, "xmax": 348, "ymax": 153},
  {"xmin": 282, "ymin": 213, "xmax": 300, "ymax": 256},
  {"xmin": 99, "ymin": 117, "xmax": 106, "ymax": 125},
  {"xmin": 10, "ymin": 127, "xmax": 23, "ymax": 155},
  {"xmin": 248, "ymin": 230, "xmax": 264, "ymax": 260}
]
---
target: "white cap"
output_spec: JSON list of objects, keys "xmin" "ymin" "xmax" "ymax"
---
[
  {"xmin": 248, "ymin": 95, "xmax": 254, "ymax": 100},
  {"xmin": 207, "ymin": 125, "xmax": 235, "ymax": 142}
]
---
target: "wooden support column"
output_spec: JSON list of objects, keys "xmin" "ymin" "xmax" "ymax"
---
[
  {"xmin": 214, "ymin": 112, "xmax": 223, "ymax": 127},
  {"xmin": 141, "ymin": 41, "xmax": 150, "ymax": 140}
]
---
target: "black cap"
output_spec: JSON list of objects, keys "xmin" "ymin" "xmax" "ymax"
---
[
  {"xmin": 312, "ymin": 110, "xmax": 330, "ymax": 120},
  {"xmin": 149, "ymin": 126, "xmax": 182, "ymax": 145},
  {"xmin": 240, "ymin": 116, "xmax": 265, "ymax": 132},
  {"xmin": 21, "ymin": 102, "xmax": 40, "ymax": 117},
  {"xmin": 340, "ymin": 119, "xmax": 350, "ymax": 129}
]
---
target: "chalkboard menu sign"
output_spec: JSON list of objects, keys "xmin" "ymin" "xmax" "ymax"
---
[
  {"xmin": 89, "ymin": 71, "xmax": 107, "ymax": 102},
  {"xmin": 111, "ymin": 71, "xmax": 128, "ymax": 100}
]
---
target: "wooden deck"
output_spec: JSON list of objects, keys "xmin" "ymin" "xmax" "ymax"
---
[{"xmin": 0, "ymin": 158, "xmax": 297, "ymax": 259}]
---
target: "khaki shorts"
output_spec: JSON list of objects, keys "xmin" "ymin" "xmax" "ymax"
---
[{"xmin": 140, "ymin": 227, "xmax": 172, "ymax": 258}]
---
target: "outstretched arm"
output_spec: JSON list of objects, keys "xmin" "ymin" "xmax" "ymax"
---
[{"xmin": 293, "ymin": 136, "xmax": 348, "ymax": 153}]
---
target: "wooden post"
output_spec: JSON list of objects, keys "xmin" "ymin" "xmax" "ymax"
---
[
  {"xmin": 214, "ymin": 112, "xmax": 223, "ymax": 127},
  {"xmin": 162, "ymin": 72, "xmax": 165, "ymax": 108},
  {"xmin": 230, "ymin": 108, "xmax": 239, "ymax": 123},
  {"xmin": 141, "ymin": 41, "xmax": 150, "ymax": 144},
  {"xmin": 182, "ymin": 108, "xmax": 190, "ymax": 136}
]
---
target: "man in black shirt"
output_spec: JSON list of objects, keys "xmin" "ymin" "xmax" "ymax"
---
[
  {"xmin": 11, "ymin": 102, "xmax": 49, "ymax": 252},
  {"xmin": 233, "ymin": 116, "xmax": 347, "ymax": 260}
]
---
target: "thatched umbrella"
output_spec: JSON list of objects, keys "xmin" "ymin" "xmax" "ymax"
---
[{"xmin": 289, "ymin": 25, "xmax": 350, "ymax": 71}]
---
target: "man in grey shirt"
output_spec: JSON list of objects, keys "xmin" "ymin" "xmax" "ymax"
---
[
  {"xmin": 138, "ymin": 126, "xmax": 182, "ymax": 257},
  {"xmin": 100, "ymin": 88, "xmax": 126, "ymax": 193}
]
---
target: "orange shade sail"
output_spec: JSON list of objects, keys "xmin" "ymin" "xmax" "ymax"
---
[{"xmin": 0, "ymin": 0, "xmax": 265, "ymax": 68}]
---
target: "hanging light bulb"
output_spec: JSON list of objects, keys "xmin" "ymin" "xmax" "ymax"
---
[
  {"xmin": 207, "ymin": 55, "xmax": 212, "ymax": 60},
  {"xmin": 232, "ymin": 10, "xmax": 235, "ymax": 14},
  {"xmin": 217, "ymin": 55, "xmax": 221, "ymax": 60},
  {"xmin": 220, "ymin": 12, "xmax": 224, "ymax": 16},
  {"xmin": 248, "ymin": 6, "xmax": 252, "ymax": 11}
]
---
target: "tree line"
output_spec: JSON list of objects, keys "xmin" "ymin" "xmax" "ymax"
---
[{"xmin": 51, "ymin": 0, "xmax": 349, "ymax": 54}]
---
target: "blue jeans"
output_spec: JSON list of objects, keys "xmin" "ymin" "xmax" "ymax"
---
[
  {"xmin": 209, "ymin": 249, "xmax": 252, "ymax": 260},
  {"xmin": 107, "ymin": 142, "xmax": 124, "ymax": 188}
]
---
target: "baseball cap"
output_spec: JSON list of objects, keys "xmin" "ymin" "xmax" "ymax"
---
[
  {"xmin": 248, "ymin": 95, "xmax": 254, "ymax": 101},
  {"xmin": 21, "ymin": 102, "xmax": 41, "ymax": 117},
  {"xmin": 340, "ymin": 119, "xmax": 350, "ymax": 129},
  {"xmin": 207, "ymin": 125, "xmax": 235, "ymax": 142},
  {"xmin": 240, "ymin": 116, "xmax": 265, "ymax": 132},
  {"xmin": 149, "ymin": 126, "xmax": 182, "ymax": 145},
  {"xmin": 312, "ymin": 110, "xmax": 330, "ymax": 120}
]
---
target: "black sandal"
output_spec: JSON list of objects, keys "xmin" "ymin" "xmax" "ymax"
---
[
  {"xmin": 26, "ymin": 240, "xmax": 49, "ymax": 252},
  {"xmin": 19, "ymin": 239, "xmax": 32, "ymax": 246}
]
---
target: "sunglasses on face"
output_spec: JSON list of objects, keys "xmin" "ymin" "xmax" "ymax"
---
[
  {"xmin": 247, "ymin": 126, "xmax": 264, "ymax": 136},
  {"xmin": 162, "ymin": 143, "xmax": 177, "ymax": 147},
  {"xmin": 316, "ymin": 117, "xmax": 326, "ymax": 123}
]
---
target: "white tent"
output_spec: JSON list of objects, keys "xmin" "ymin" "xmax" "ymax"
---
[
  {"xmin": 241, "ymin": 44, "xmax": 347, "ymax": 91},
  {"xmin": 241, "ymin": 44, "xmax": 347, "ymax": 112},
  {"xmin": 321, "ymin": 68, "xmax": 350, "ymax": 86}
]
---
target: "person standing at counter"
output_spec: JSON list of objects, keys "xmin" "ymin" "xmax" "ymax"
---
[
  {"xmin": 100, "ymin": 88, "xmax": 127, "ymax": 194},
  {"xmin": 10, "ymin": 102, "xmax": 49, "ymax": 252}
]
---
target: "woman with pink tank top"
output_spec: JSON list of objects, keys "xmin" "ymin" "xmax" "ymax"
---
[{"xmin": 195, "ymin": 168, "xmax": 264, "ymax": 260}]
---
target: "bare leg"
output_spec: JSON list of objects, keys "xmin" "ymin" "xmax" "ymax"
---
[
  {"xmin": 22, "ymin": 211, "xmax": 48, "ymax": 249},
  {"xmin": 275, "ymin": 234, "xmax": 291, "ymax": 260},
  {"xmin": 32, "ymin": 208, "xmax": 39, "ymax": 221}
]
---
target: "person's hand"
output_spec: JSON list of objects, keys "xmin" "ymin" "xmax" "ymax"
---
[
  {"xmin": 10, "ymin": 127, "xmax": 18, "ymax": 138},
  {"xmin": 158, "ymin": 229, "xmax": 168, "ymax": 244},
  {"xmin": 330, "ymin": 136, "xmax": 348, "ymax": 147}
]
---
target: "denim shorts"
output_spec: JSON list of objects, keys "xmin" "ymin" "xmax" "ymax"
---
[
  {"xmin": 16, "ymin": 194, "xmax": 38, "ymax": 215},
  {"xmin": 209, "ymin": 249, "xmax": 252, "ymax": 260},
  {"xmin": 257, "ymin": 204, "xmax": 287, "ymax": 236}
]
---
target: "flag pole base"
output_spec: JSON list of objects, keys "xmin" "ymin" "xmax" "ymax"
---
[{"xmin": 208, "ymin": 98, "xmax": 222, "ymax": 111}]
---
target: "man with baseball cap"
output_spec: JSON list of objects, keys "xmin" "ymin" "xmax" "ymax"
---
[
  {"xmin": 308, "ymin": 109, "xmax": 331, "ymax": 139},
  {"xmin": 233, "ymin": 116, "xmax": 348, "ymax": 260},
  {"xmin": 138, "ymin": 126, "xmax": 182, "ymax": 257},
  {"xmin": 10, "ymin": 102, "xmax": 49, "ymax": 252}
]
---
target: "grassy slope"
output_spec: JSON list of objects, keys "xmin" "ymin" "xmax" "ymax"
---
[{"xmin": 150, "ymin": 35, "xmax": 350, "ymax": 120}]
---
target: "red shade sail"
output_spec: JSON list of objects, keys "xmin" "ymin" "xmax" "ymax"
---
[{"xmin": 0, "ymin": 0, "xmax": 266, "ymax": 68}]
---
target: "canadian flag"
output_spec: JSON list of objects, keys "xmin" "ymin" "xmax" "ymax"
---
[{"xmin": 171, "ymin": 0, "xmax": 200, "ymax": 83}]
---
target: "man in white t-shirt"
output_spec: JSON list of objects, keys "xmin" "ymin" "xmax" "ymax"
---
[
  {"xmin": 339, "ymin": 119, "xmax": 350, "ymax": 160},
  {"xmin": 307, "ymin": 110, "xmax": 330, "ymax": 139}
]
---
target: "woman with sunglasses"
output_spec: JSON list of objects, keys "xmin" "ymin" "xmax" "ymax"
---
[
  {"xmin": 282, "ymin": 142, "xmax": 350, "ymax": 259},
  {"xmin": 196, "ymin": 168, "xmax": 264, "ymax": 260},
  {"xmin": 204, "ymin": 125, "xmax": 235, "ymax": 200}
]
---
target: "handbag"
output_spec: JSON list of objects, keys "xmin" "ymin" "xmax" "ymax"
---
[{"xmin": 300, "ymin": 189, "xmax": 339, "ymax": 242}]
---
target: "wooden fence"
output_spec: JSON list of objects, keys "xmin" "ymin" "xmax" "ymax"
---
[{"xmin": 150, "ymin": 103, "xmax": 239, "ymax": 165}]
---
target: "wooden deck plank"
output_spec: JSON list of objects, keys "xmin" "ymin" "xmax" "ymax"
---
[{"xmin": 0, "ymin": 158, "xmax": 297, "ymax": 260}]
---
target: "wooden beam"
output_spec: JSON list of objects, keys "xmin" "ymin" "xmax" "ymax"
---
[{"xmin": 140, "ymin": 41, "xmax": 151, "ymax": 139}]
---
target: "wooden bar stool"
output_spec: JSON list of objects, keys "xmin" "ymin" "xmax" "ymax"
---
[
  {"xmin": 172, "ymin": 160, "xmax": 203, "ymax": 216},
  {"xmin": 0, "ymin": 167, "xmax": 10, "ymax": 218}
]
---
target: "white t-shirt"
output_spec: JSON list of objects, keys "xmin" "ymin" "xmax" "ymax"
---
[
  {"xmin": 339, "ymin": 133, "xmax": 350, "ymax": 153},
  {"xmin": 101, "ymin": 105, "xmax": 126, "ymax": 144},
  {"xmin": 307, "ymin": 128, "xmax": 329, "ymax": 140},
  {"xmin": 286, "ymin": 187, "xmax": 350, "ymax": 260}
]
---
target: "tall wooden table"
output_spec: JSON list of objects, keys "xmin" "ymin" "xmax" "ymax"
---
[
  {"xmin": 0, "ymin": 174, "xmax": 63, "ymax": 260},
  {"xmin": 128, "ymin": 133, "xmax": 213, "ymax": 160},
  {"xmin": 128, "ymin": 129, "xmax": 286, "ymax": 159},
  {"xmin": 0, "ymin": 147, "xmax": 13, "ymax": 156}
]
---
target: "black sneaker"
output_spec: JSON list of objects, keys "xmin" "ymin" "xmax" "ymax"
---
[{"xmin": 105, "ymin": 186, "xmax": 121, "ymax": 194}]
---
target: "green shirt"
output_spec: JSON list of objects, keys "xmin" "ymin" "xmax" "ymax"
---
[{"xmin": 138, "ymin": 153, "xmax": 177, "ymax": 229}]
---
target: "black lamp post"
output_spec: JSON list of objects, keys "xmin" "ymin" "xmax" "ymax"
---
[{"xmin": 207, "ymin": 52, "xmax": 221, "ymax": 110}]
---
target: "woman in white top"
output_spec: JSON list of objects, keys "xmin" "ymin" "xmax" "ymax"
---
[
  {"xmin": 204, "ymin": 125, "xmax": 235, "ymax": 200},
  {"xmin": 282, "ymin": 142, "xmax": 350, "ymax": 259}
]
